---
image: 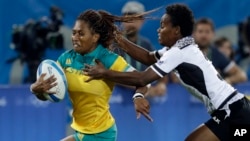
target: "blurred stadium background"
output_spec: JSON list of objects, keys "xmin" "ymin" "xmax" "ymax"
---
[{"xmin": 1, "ymin": 0, "xmax": 250, "ymax": 141}]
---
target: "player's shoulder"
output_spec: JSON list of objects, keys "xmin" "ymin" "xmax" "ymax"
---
[
  {"xmin": 57, "ymin": 49, "xmax": 76, "ymax": 66},
  {"xmin": 97, "ymin": 46, "xmax": 120, "ymax": 68}
]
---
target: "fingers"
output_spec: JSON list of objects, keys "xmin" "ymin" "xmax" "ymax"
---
[
  {"xmin": 47, "ymin": 81, "xmax": 58, "ymax": 91},
  {"xmin": 38, "ymin": 73, "xmax": 57, "ymax": 84},
  {"xmin": 38, "ymin": 73, "xmax": 47, "ymax": 81},
  {"xmin": 142, "ymin": 112, "xmax": 153, "ymax": 122},
  {"xmin": 136, "ymin": 109, "xmax": 153, "ymax": 122},
  {"xmin": 85, "ymin": 77, "xmax": 94, "ymax": 82},
  {"xmin": 136, "ymin": 112, "xmax": 141, "ymax": 119},
  {"xmin": 34, "ymin": 74, "xmax": 58, "ymax": 94},
  {"xmin": 134, "ymin": 98, "xmax": 153, "ymax": 122},
  {"xmin": 82, "ymin": 64, "xmax": 92, "ymax": 75},
  {"xmin": 44, "ymin": 75, "xmax": 57, "ymax": 84},
  {"xmin": 46, "ymin": 89, "xmax": 57, "ymax": 95},
  {"xmin": 84, "ymin": 64, "xmax": 92, "ymax": 69}
]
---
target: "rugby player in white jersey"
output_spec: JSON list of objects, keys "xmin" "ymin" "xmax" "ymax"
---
[{"xmin": 83, "ymin": 3, "xmax": 250, "ymax": 141}]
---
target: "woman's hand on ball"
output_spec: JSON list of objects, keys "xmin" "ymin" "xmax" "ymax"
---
[{"xmin": 31, "ymin": 73, "xmax": 57, "ymax": 95}]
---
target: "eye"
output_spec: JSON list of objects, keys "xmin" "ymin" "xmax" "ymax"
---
[
  {"xmin": 160, "ymin": 22, "xmax": 165, "ymax": 29},
  {"xmin": 72, "ymin": 31, "xmax": 84, "ymax": 36},
  {"xmin": 79, "ymin": 31, "xmax": 84, "ymax": 36}
]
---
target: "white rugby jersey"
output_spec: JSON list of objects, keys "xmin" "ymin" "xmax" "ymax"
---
[{"xmin": 151, "ymin": 37, "xmax": 244, "ymax": 114}]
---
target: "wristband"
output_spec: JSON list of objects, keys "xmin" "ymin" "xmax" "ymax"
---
[{"xmin": 132, "ymin": 93, "xmax": 145, "ymax": 101}]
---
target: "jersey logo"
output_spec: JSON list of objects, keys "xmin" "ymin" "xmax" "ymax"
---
[
  {"xmin": 76, "ymin": 132, "xmax": 84, "ymax": 140},
  {"xmin": 212, "ymin": 116, "xmax": 221, "ymax": 124},
  {"xmin": 66, "ymin": 58, "xmax": 72, "ymax": 65},
  {"xmin": 157, "ymin": 60, "xmax": 164, "ymax": 65}
]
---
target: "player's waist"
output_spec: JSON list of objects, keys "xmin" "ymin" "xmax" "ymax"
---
[
  {"xmin": 71, "ymin": 113, "xmax": 115, "ymax": 134},
  {"xmin": 210, "ymin": 96, "xmax": 247, "ymax": 122},
  {"xmin": 217, "ymin": 91, "xmax": 244, "ymax": 110}
]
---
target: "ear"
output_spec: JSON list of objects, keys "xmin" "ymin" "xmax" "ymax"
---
[
  {"xmin": 93, "ymin": 33, "xmax": 100, "ymax": 43},
  {"xmin": 175, "ymin": 26, "xmax": 181, "ymax": 35}
]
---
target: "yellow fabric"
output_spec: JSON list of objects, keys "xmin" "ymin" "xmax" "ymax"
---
[
  {"xmin": 58, "ymin": 48, "xmax": 132, "ymax": 134},
  {"xmin": 66, "ymin": 68, "xmax": 115, "ymax": 134}
]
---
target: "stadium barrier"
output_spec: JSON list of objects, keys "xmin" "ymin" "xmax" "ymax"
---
[{"xmin": 0, "ymin": 83, "xmax": 249, "ymax": 141}]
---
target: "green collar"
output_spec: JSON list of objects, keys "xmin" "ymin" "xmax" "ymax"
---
[
  {"xmin": 76, "ymin": 44, "xmax": 105, "ymax": 64},
  {"xmin": 81, "ymin": 44, "xmax": 104, "ymax": 57}
]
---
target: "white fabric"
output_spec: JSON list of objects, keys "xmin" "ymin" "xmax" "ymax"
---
[{"xmin": 150, "ymin": 37, "xmax": 244, "ymax": 114}]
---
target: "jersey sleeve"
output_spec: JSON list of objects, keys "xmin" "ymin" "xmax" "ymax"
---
[
  {"xmin": 56, "ymin": 51, "xmax": 68, "ymax": 68},
  {"xmin": 110, "ymin": 56, "xmax": 135, "ymax": 72},
  {"xmin": 101, "ymin": 51, "xmax": 135, "ymax": 72},
  {"xmin": 153, "ymin": 47, "xmax": 168, "ymax": 60},
  {"xmin": 57, "ymin": 55, "xmax": 64, "ymax": 67},
  {"xmin": 150, "ymin": 47, "xmax": 183, "ymax": 77}
]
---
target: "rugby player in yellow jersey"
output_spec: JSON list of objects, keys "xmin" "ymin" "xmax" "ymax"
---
[{"xmin": 30, "ymin": 10, "xmax": 151, "ymax": 141}]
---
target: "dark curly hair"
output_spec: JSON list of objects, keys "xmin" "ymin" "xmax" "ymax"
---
[
  {"xmin": 166, "ymin": 4, "xmax": 194, "ymax": 37},
  {"xmin": 77, "ymin": 9, "xmax": 146, "ymax": 48}
]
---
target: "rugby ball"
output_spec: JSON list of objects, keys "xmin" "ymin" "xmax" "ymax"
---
[{"xmin": 36, "ymin": 59, "xmax": 68, "ymax": 102}]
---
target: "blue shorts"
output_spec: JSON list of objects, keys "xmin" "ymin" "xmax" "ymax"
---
[{"xmin": 74, "ymin": 124, "xmax": 117, "ymax": 141}]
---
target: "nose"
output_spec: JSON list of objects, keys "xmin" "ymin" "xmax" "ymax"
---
[{"xmin": 72, "ymin": 34, "xmax": 79, "ymax": 41}]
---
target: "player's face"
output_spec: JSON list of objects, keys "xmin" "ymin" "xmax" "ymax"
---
[
  {"xmin": 157, "ymin": 14, "xmax": 179, "ymax": 47},
  {"xmin": 71, "ymin": 20, "xmax": 99, "ymax": 54},
  {"xmin": 193, "ymin": 23, "xmax": 214, "ymax": 49}
]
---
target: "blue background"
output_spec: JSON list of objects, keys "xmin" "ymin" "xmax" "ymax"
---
[
  {"xmin": 1, "ymin": 0, "xmax": 250, "ymax": 141},
  {"xmin": 0, "ymin": 83, "xmax": 250, "ymax": 141}
]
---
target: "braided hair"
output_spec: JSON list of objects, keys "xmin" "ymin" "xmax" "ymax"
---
[{"xmin": 77, "ymin": 9, "xmax": 152, "ymax": 48}]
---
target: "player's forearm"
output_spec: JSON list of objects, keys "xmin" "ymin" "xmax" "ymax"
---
[
  {"xmin": 103, "ymin": 70, "xmax": 148, "ymax": 87},
  {"xmin": 116, "ymin": 36, "xmax": 156, "ymax": 65}
]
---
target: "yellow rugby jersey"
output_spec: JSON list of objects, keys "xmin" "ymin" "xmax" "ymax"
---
[{"xmin": 57, "ymin": 45, "xmax": 133, "ymax": 134}]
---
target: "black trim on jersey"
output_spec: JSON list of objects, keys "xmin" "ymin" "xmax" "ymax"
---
[
  {"xmin": 152, "ymin": 64, "xmax": 167, "ymax": 76},
  {"xmin": 179, "ymin": 44, "xmax": 191, "ymax": 49},
  {"xmin": 176, "ymin": 62, "xmax": 209, "ymax": 97},
  {"xmin": 217, "ymin": 91, "xmax": 237, "ymax": 109},
  {"xmin": 155, "ymin": 51, "xmax": 161, "ymax": 60}
]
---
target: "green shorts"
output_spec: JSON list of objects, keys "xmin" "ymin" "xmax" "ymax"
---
[{"xmin": 74, "ymin": 124, "xmax": 117, "ymax": 141}]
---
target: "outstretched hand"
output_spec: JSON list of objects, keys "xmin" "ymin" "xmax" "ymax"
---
[
  {"xmin": 134, "ymin": 98, "xmax": 153, "ymax": 122},
  {"xmin": 31, "ymin": 73, "xmax": 57, "ymax": 95},
  {"xmin": 83, "ymin": 59, "xmax": 107, "ymax": 82}
]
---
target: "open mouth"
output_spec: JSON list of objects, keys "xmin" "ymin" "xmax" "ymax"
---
[
  {"xmin": 73, "ymin": 43, "xmax": 80, "ymax": 48},
  {"xmin": 158, "ymin": 34, "xmax": 161, "ymax": 40}
]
